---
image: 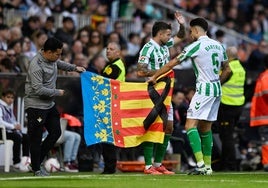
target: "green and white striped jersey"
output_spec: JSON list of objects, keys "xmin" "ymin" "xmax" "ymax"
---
[
  {"xmin": 138, "ymin": 38, "xmax": 174, "ymax": 70},
  {"xmin": 178, "ymin": 36, "xmax": 228, "ymax": 97}
]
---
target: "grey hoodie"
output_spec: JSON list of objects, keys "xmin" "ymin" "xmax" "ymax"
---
[{"xmin": 24, "ymin": 51, "xmax": 76, "ymax": 110}]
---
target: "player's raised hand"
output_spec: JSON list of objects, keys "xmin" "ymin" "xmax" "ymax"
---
[{"xmin": 174, "ymin": 11, "xmax": 185, "ymax": 25}]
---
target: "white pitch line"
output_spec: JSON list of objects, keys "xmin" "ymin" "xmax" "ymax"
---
[{"xmin": 0, "ymin": 172, "xmax": 268, "ymax": 183}]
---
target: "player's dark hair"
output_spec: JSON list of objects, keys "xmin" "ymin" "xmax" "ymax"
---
[
  {"xmin": 152, "ymin": 21, "xmax": 172, "ymax": 37},
  {"xmin": 190, "ymin": 17, "xmax": 208, "ymax": 32},
  {"xmin": 43, "ymin": 37, "xmax": 63, "ymax": 52}
]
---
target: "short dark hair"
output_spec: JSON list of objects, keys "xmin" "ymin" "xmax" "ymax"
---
[
  {"xmin": 190, "ymin": 17, "xmax": 208, "ymax": 32},
  {"xmin": 152, "ymin": 21, "xmax": 172, "ymax": 37},
  {"xmin": 28, "ymin": 16, "xmax": 40, "ymax": 22},
  {"xmin": 46, "ymin": 16, "xmax": 55, "ymax": 23},
  {"xmin": 63, "ymin": 16, "xmax": 74, "ymax": 23},
  {"xmin": 215, "ymin": 30, "xmax": 224, "ymax": 38},
  {"xmin": 0, "ymin": 58, "xmax": 12, "ymax": 70},
  {"xmin": 0, "ymin": 24, "xmax": 8, "ymax": 31},
  {"xmin": 1, "ymin": 88, "xmax": 15, "ymax": 97},
  {"xmin": 43, "ymin": 37, "xmax": 63, "ymax": 52}
]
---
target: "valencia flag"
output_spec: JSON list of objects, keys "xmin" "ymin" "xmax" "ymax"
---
[{"xmin": 81, "ymin": 71, "xmax": 174, "ymax": 148}]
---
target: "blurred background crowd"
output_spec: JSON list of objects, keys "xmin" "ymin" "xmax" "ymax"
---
[{"xmin": 0, "ymin": 0, "xmax": 268, "ymax": 172}]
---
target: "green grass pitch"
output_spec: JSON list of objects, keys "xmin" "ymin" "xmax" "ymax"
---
[{"xmin": 0, "ymin": 172, "xmax": 268, "ymax": 188}]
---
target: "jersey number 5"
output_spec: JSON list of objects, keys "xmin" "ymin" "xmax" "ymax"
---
[{"xmin": 212, "ymin": 53, "xmax": 220, "ymax": 74}]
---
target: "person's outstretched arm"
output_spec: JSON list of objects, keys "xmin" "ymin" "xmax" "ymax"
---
[{"xmin": 147, "ymin": 56, "xmax": 180, "ymax": 84}]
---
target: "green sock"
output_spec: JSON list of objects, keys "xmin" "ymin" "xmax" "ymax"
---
[
  {"xmin": 143, "ymin": 142, "xmax": 154, "ymax": 165},
  {"xmin": 200, "ymin": 130, "xmax": 213, "ymax": 166},
  {"xmin": 154, "ymin": 134, "xmax": 171, "ymax": 163},
  {"xmin": 187, "ymin": 128, "xmax": 204, "ymax": 164}
]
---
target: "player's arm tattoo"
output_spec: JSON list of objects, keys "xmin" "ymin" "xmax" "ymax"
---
[
  {"xmin": 137, "ymin": 63, "xmax": 156, "ymax": 77},
  {"xmin": 220, "ymin": 61, "xmax": 232, "ymax": 84},
  {"xmin": 176, "ymin": 24, "xmax": 186, "ymax": 39}
]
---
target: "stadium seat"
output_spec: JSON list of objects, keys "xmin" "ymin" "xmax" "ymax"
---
[{"xmin": 0, "ymin": 124, "xmax": 14, "ymax": 172}]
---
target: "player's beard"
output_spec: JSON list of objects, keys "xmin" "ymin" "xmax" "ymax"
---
[
  {"xmin": 160, "ymin": 39, "xmax": 168, "ymax": 46},
  {"xmin": 190, "ymin": 36, "xmax": 197, "ymax": 42}
]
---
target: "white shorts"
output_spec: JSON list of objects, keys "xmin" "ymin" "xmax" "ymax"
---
[{"xmin": 187, "ymin": 93, "xmax": 221, "ymax": 121}]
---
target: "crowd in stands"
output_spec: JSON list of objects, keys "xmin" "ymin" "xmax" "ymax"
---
[
  {"xmin": 0, "ymin": 0, "xmax": 267, "ymax": 77},
  {"xmin": 0, "ymin": 0, "xmax": 268, "ymax": 172}
]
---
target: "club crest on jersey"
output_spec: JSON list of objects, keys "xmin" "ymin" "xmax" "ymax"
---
[{"xmin": 139, "ymin": 56, "xmax": 146, "ymax": 62}]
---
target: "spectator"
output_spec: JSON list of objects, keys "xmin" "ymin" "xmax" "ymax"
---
[
  {"xmin": 223, "ymin": 19, "xmax": 239, "ymax": 47},
  {"xmin": 0, "ymin": 58, "xmax": 13, "ymax": 72},
  {"xmin": 76, "ymin": 27, "xmax": 90, "ymax": 56},
  {"xmin": 257, "ymin": 10, "xmax": 268, "ymax": 40},
  {"xmin": 112, "ymin": 20, "xmax": 128, "ymax": 48},
  {"xmin": 127, "ymin": 32, "xmax": 141, "ymax": 57},
  {"xmin": 87, "ymin": 29, "xmax": 104, "ymax": 60},
  {"xmin": 105, "ymin": 31, "xmax": 120, "ymax": 46},
  {"xmin": 140, "ymin": 20, "xmax": 153, "ymax": 39},
  {"xmin": 6, "ymin": 48, "xmax": 21, "ymax": 73},
  {"xmin": 68, "ymin": 52, "xmax": 88, "ymax": 77},
  {"xmin": 31, "ymin": 30, "xmax": 48, "ymax": 53},
  {"xmin": 63, "ymin": 129, "xmax": 81, "ymax": 172},
  {"xmin": 249, "ymin": 18, "xmax": 263, "ymax": 43},
  {"xmin": 42, "ymin": 16, "xmax": 56, "ymax": 38},
  {"xmin": 132, "ymin": 0, "xmax": 162, "ymax": 20},
  {"xmin": 0, "ymin": 48, "xmax": 6, "ymax": 61},
  {"xmin": 8, "ymin": 39, "xmax": 30, "ymax": 73},
  {"xmin": 71, "ymin": 40, "xmax": 84, "ymax": 63},
  {"xmin": 87, "ymin": 54, "xmax": 106, "ymax": 74},
  {"xmin": 0, "ymin": 88, "xmax": 30, "ymax": 171},
  {"xmin": 8, "ymin": 17, "xmax": 23, "ymax": 28},
  {"xmin": 82, "ymin": 0, "xmax": 99, "ymax": 15},
  {"xmin": 250, "ymin": 54, "xmax": 268, "ymax": 171},
  {"xmin": 0, "ymin": 24, "xmax": 10, "ymax": 51},
  {"xmin": 9, "ymin": 26, "xmax": 23, "ymax": 43},
  {"xmin": 95, "ymin": 21, "xmax": 108, "ymax": 39},
  {"xmin": 72, "ymin": 53, "xmax": 88, "ymax": 68},
  {"xmin": 246, "ymin": 40, "xmax": 268, "ymax": 76},
  {"xmin": 21, "ymin": 36, "xmax": 36, "ymax": 61},
  {"xmin": 54, "ymin": 0, "xmax": 82, "ymax": 14},
  {"xmin": 125, "ymin": 32, "xmax": 141, "ymax": 70},
  {"xmin": 126, "ymin": 64, "xmax": 139, "ymax": 81},
  {"xmin": 22, "ymin": 16, "xmax": 42, "ymax": 39},
  {"xmin": 215, "ymin": 30, "xmax": 227, "ymax": 49},
  {"xmin": 54, "ymin": 16, "xmax": 76, "ymax": 47},
  {"xmin": 90, "ymin": 2, "xmax": 109, "ymax": 30},
  {"xmin": 27, "ymin": 0, "xmax": 52, "ymax": 25}
]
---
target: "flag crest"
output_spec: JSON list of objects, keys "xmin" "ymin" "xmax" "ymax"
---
[{"xmin": 81, "ymin": 71, "xmax": 174, "ymax": 148}]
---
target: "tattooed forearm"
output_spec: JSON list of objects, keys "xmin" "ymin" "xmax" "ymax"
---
[
  {"xmin": 176, "ymin": 24, "xmax": 186, "ymax": 39},
  {"xmin": 137, "ymin": 63, "xmax": 155, "ymax": 77}
]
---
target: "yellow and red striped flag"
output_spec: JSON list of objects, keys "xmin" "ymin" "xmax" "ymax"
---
[{"xmin": 81, "ymin": 71, "xmax": 174, "ymax": 148}]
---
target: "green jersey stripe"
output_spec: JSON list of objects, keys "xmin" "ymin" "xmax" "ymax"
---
[
  {"xmin": 185, "ymin": 43, "xmax": 201, "ymax": 58},
  {"xmin": 206, "ymin": 83, "xmax": 210, "ymax": 96},
  {"xmin": 213, "ymin": 82, "xmax": 217, "ymax": 96}
]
